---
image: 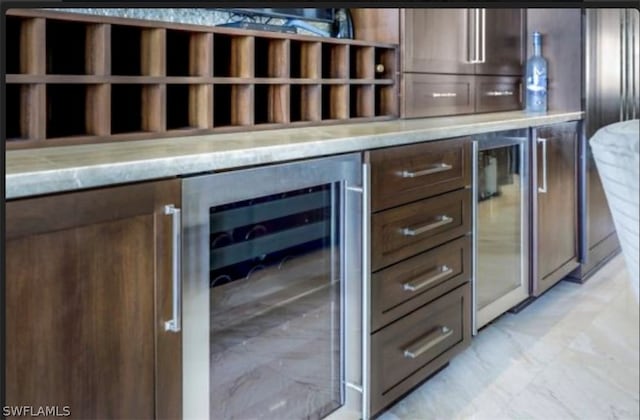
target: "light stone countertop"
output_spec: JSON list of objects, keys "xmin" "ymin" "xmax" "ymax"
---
[{"xmin": 6, "ymin": 110, "xmax": 583, "ymax": 199}]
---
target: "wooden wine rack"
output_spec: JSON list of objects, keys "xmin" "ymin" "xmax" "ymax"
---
[{"xmin": 5, "ymin": 9, "xmax": 399, "ymax": 149}]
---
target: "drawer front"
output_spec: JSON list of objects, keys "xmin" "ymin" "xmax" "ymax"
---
[
  {"xmin": 371, "ymin": 189, "xmax": 471, "ymax": 271},
  {"xmin": 371, "ymin": 236, "xmax": 471, "ymax": 332},
  {"xmin": 476, "ymin": 76, "xmax": 522, "ymax": 113},
  {"xmin": 403, "ymin": 73, "xmax": 475, "ymax": 118},
  {"xmin": 370, "ymin": 283, "xmax": 471, "ymax": 415},
  {"xmin": 370, "ymin": 138, "xmax": 471, "ymax": 212}
]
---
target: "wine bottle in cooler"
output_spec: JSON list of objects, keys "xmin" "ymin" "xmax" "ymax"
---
[{"xmin": 525, "ymin": 31, "xmax": 548, "ymax": 113}]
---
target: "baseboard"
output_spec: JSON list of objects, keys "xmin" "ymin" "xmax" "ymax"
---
[{"xmin": 568, "ymin": 233, "xmax": 621, "ymax": 283}]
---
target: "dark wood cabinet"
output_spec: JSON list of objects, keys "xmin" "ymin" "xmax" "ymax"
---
[
  {"xmin": 532, "ymin": 122, "xmax": 580, "ymax": 296},
  {"xmin": 5, "ymin": 180, "xmax": 181, "ymax": 419},
  {"xmin": 366, "ymin": 137, "xmax": 472, "ymax": 416},
  {"xmin": 400, "ymin": 8, "xmax": 524, "ymax": 118},
  {"xmin": 402, "ymin": 9, "xmax": 474, "ymax": 74}
]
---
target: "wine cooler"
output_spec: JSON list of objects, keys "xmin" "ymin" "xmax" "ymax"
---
[
  {"xmin": 181, "ymin": 154, "xmax": 364, "ymax": 419},
  {"xmin": 472, "ymin": 130, "xmax": 530, "ymax": 332}
]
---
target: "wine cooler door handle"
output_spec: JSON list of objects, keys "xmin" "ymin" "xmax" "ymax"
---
[
  {"xmin": 537, "ymin": 138, "xmax": 548, "ymax": 194},
  {"xmin": 479, "ymin": 8, "xmax": 486, "ymax": 63},
  {"xmin": 164, "ymin": 204, "xmax": 182, "ymax": 333},
  {"xmin": 403, "ymin": 326, "xmax": 453, "ymax": 359}
]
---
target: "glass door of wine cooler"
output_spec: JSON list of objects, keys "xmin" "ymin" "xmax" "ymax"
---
[
  {"xmin": 472, "ymin": 130, "xmax": 530, "ymax": 332},
  {"xmin": 182, "ymin": 154, "xmax": 363, "ymax": 420}
]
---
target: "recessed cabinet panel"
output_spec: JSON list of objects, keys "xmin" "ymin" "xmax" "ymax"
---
[
  {"xmin": 475, "ymin": 76, "xmax": 522, "ymax": 113},
  {"xmin": 402, "ymin": 9, "xmax": 475, "ymax": 74},
  {"xmin": 403, "ymin": 74, "xmax": 475, "ymax": 118}
]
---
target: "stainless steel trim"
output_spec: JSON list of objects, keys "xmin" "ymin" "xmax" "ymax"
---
[
  {"xmin": 578, "ymin": 122, "xmax": 589, "ymax": 263},
  {"xmin": 361, "ymin": 161, "xmax": 371, "ymax": 420},
  {"xmin": 537, "ymin": 137, "xmax": 548, "ymax": 194},
  {"xmin": 485, "ymin": 90, "xmax": 514, "ymax": 97},
  {"xmin": 471, "ymin": 140, "xmax": 478, "ymax": 335},
  {"xmin": 621, "ymin": 9, "xmax": 626, "ymax": 121},
  {"xmin": 403, "ymin": 266, "xmax": 453, "ymax": 292},
  {"xmin": 401, "ymin": 215, "xmax": 454, "ymax": 236},
  {"xmin": 531, "ymin": 127, "xmax": 540, "ymax": 295},
  {"xmin": 403, "ymin": 326, "xmax": 453, "ymax": 359},
  {"xmin": 164, "ymin": 204, "xmax": 182, "ymax": 333},
  {"xmin": 181, "ymin": 153, "xmax": 363, "ymax": 420},
  {"xmin": 400, "ymin": 163, "xmax": 453, "ymax": 178},
  {"xmin": 431, "ymin": 92, "xmax": 458, "ymax": 98},
  {"xmin": 632, "ymin": 10, "xmax": 638, "ymax": 119}
]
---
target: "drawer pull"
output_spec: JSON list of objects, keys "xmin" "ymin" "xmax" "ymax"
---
[
  {"xmin": 431, "ymin": 92, "xmax": 457, "ymax": 98},
  {"xmin": 401, "ymin": 215, "xmax": 454, "ymax": 237},
  {"xmin": 403, "ymin": 326, "xmax": 453, "ymax": 359},
  {"xmin": 485, "ymin": 90, "xmax": 514, "ymax": 97},
  {"xmin": 403, "ymin": 265, "xmax": 453, "ymax": 292},
  {"xmin": 400, "ymin": 163, "xmax": 453, "ymax": 178}
]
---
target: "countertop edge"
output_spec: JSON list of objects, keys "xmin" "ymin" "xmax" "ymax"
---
[{"xmin": 6, "ymin": 111, "xmax": 584, "ymax": 199}]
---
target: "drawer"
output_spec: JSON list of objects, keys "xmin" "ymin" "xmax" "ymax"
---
[
  {"xmin": 369, "ymin": 138, "xmax": 471, "ymax": 212},
  {"xmin": 476, "ymin": 75, "xmax": 522, "ymax": 113},
  {"xmin": 371, "ymin": 188, "xmax": 471, "ymax": 271},
  {"xmin": 402, "ymin": 73, "xmax": 475, "ymax": 118},
  {"xmin": 370, "ymin": 283, "xmax": 471, "ymax": 416},
  {"xmin": 371, "ymin": 236, "xmax": 471, "ymax": 332}
]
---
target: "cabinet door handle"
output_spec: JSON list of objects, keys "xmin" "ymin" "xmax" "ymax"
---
[
  {"xmin": 403, "ymin": 326, "xmax": 453, "ymax": 359},
  {"xmin": 537, "ymin": 138, "xmax": 548, "ymax": 193},
  {"xmin": 401, "ymin": 163, "xmax": 453, "ymax": 178},
  {"xmin": 164, "ymin": 204, "xmax": 182, "ymax": 333},
  {"xmin": 401, "ymin": 215, "xmax": 453, "ymax": 236},
  {"xmin": 485, "ymin": 90, "xmax": 514, "ymax": 97},
  {"xmin": 403, "ymin": 265, "xmax": 453, "ymax": 292},
  {"xmin": 479, "ymin": 8, "xmax": 486, "ymax": 63},
  {"xmin": 431, "ymin": 92, "xmax": 457, "ymax": 98}
]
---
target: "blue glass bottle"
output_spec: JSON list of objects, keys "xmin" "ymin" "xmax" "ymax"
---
[{"xmin": 525, "ymin": 32, "xmax": 548, "ymax": 113}]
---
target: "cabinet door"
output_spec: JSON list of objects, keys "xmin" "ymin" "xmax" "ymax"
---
[
  {"xmin": 401, "ymin": 9, "xmax": 475, "ymax": 74},
  {"xmin": 5, "ymin": 180, "xmax": 181, "ymax": 419},
  {"xmin": 475, "ymin": 9, "xmax": 524, "ymax": 76},
  {"xmin": 533, "ymin": 122, "xmax": 579, "ymax": 296}
]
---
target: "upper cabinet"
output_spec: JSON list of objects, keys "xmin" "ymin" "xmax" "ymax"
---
[
  {"xmin": 400, "ymin": 8, "xmax": 525, "ymax": 118},
  {"xmin": 402, "ymin": 9, "xmax": 475, "ymax": 74},
  {"xmin": 402, "ymin": 9, "xmax": 524, "ymax": 76}
]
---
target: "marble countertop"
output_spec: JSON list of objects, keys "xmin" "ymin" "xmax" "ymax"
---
[{"xmin": 6, "ymin": 110, "xmax": 583, "ymax": 199}]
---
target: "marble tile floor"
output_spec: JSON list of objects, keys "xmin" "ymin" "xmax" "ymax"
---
[{"xmin": 379, "ymin": 254, "xmax": 639, "ymax": 420}]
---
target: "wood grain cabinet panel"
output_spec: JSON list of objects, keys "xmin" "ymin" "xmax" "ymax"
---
[
  {"xmin": 533, "ymin": 122, "xmax": 580, "ymax": 295},
  {"xmin": 370, "ymin": 137, "xmax": 472, "ymax": 211},
  {"xmin": 371, "ymin": 237, "xmax": 471, "ymax": 332},
  {"xmin": 370, "ymin": 283, "xmax": 471, "ymax": 416},
  {"xmin": 371, "ymin": 189, "xmax": 471, "ymax": 271},
  {"xmin": 5, "ymin": 180, "xmax": 181, "ymax": 419}
]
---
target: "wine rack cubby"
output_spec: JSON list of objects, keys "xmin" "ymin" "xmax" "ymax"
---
[{"xmin": 5, "ymin": 9, "xmax": 398, "ymax": 149}]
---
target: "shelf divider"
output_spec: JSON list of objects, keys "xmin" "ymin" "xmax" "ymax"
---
[
  {"xmin": 189, "ymin": 33, "xmax": 213, "ymax": 129},
  {"xmin": 87, "ymin": 24, "xmax": 110, "ymax": 76},
  {"xmin": 142, "ymin": 85, "xmax": 166, "ymax": 132},
  {"xmin": 142, "ymin": 28, "xmax": 166, "ymax": 77},
  {"xmin": 269, "ymin": 85, "xmax": 290, "ymax": 124},
  {"xmin": 22, "ymin": 18, "xmax": 46, "ymax": 74},
  {"xmin": 87, "ymin": 84, "xmax": 111, "ymax": 136}
]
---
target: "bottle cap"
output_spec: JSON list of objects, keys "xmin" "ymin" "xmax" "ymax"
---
[{"xmin": 533, "ymin": 31, "xmax": 542, "ymax": 44}]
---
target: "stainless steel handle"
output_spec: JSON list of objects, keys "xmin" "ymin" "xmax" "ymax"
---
[
  {"xmin": 480, "ymin": 8, "xmax": 486, "ymax": 64},
  {"xmin": 467, "ymin": 9, "xmax": 477, "ymax": 63},
  {"xmin": 164, "ymin": 204, "xmax": 181, "ymax": 333},
  {"xmin": 401, "ymin": 163, "xmax": 453, "ymax": 178},
  {"xmin": 537, "ymin": 138, "xmax": 548, "ymax": 194},
  {"xmin": 431, "ymin": 92, "xmax": 457, "ymax": 98},
  {"xmin": 485, "ymin": 90, "xmax": 514, "ymax": 97},
  {"xmin": 402, "ymin": 215, "xmax": 453, "ymax": 236},
  {"xmin": 469, "ymin": 9, "xmax": 482, "ymax": 64},
  {"xmin": 403, "ymin": 265, "xmax": 453, "ymax": 292},
  {"xmin": 403, "ymin": 326, "xmax": 453, "ymax": 359}
]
